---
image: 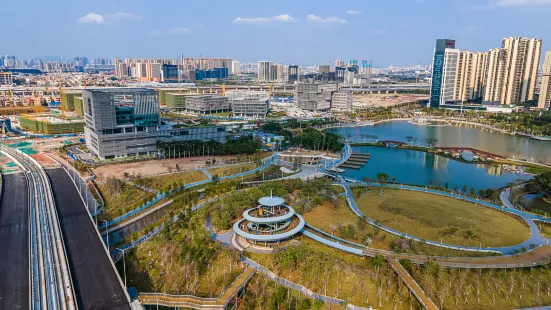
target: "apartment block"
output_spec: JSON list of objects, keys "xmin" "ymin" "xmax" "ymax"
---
[
  {"xmin": 538, "ymin": 51, "xmax": 551, "ymax": 109},
  {"xmin": 455, "ymin": 51, "xmax": 488, "ymax": 102},
  {"xmin": 490, "ymin": 37, "xmax": 543, "ymax": 105}
]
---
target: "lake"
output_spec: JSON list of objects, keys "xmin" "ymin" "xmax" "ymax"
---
[
  {"xmin": 331, "ymin": 121, "xmax": 551, "ymax": 164},
  {"xmin": 342, "ymin": 146, "xmax": 531, "ymax": 192}
]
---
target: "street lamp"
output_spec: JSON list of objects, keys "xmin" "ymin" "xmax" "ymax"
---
[
  {"xmin": 116, "ymin": 248, "xmax": 127, "ymax": 288},
  {"xmin": 102, "ymin": 220, "xmax": 109, "ymax": 252}
]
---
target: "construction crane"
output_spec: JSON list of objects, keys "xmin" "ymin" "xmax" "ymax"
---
[{"xmin": 215, "ymin": 83, "xmax": 227, "ymax": 96}]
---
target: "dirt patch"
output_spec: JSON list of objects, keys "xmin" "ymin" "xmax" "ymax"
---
[
  {"xmin": 93, "ymin": 155, "xmax": 240, "ymax": 182},
  {"xmin": 30, "ymin": 153, "xmax": 60, "ymax": 169},
  {"xmin": 353, "ymin": 94, "xmax": 428, "ymax": 108}
]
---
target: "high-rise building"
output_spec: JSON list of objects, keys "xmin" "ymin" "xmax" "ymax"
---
[
  {"xmin": 483, "ymin": 48, "xmax": 506, "ymax": 103},
  {"xmin": 500, "ymin": 37, "xmax": 542, "ymax": 105},
  {"xmin": 538, "ymin": 51, "xmax": 551, "ymax": 109},
  {"xmin": 232, "ymin": 60, "xmax": 241, "ymax": 75},
  {"xmin": 288, "ymin": 65, "xmax": 299, "ymax": 84},
  {"xmin": 429, "ymin": 39, "xmax": 457, "ymax": 107},
  {"xmin": 83, "ymin": 88, "xmax": 160, "ymax": 159},
  {"xmin": 258, "ymin": 61, "xmax": 278, "ymax": 82},
  {"xmin": 318, "ymin": 64, "xmax": 330, "ymax": 73},
  {"xmin": 455, "ymin": 51, "xmax": 488, "ymax": 102},
  {"xmin": 335, "ymin": 59, "xmax": 345, "ymax": 67},
  {"xmin": 161, "ymin": 64, "xmax": 179, "ymax": 82},
  {"xmin": 335, "ymin": 67, "xmax": 346, "ymax": 82}
]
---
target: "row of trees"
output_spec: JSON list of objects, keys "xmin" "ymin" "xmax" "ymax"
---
[
  {"xmin": 262, "ymin": 122, "xmax": 345, "ymax": 152},
  {"xmin": 156, "ymin": 135, "xmax": 261, "ymax": 158},
  {"xmin": 528, "ymin": 171, "xmax": 551, "ymax": 200},
  {"xmin": 408, "ymin": 259, "xmax": 551, "ymax": 309}
]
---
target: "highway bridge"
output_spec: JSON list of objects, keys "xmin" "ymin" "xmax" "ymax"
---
[
  {"xmin": 0, "ymin": 83, "xmax": 430, "ymax": 107},
  {"xmin": 0, "ymin": 145, "xmax": 131, "ymax": 309},
  {"xmin": 1, "ymin": 145, "xmax": 77, "ymax": 310}
]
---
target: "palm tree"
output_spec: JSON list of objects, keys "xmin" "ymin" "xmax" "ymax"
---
[{"xmin": 376, "ymin": 172, "xmax": 389, "ymax": 195}]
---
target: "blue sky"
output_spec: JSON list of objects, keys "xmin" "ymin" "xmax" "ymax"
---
[{"xmin": 2, "ymin": 0, "xmax": 551, "ymax": 66}]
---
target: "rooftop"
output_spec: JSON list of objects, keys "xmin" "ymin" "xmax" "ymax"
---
[
  {"xmin": 258, "ymin": 196, "xmax": 285, "ymax": 207},
  {"xmin": 83, "ymin": 88, "xmax": 156, "ymax": 94}
]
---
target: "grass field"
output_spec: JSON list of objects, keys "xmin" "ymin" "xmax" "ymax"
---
[
  {"xmin": 208, "ymin": 163, "xmax": 258, "ymax": 178},
  {"xmin": 535, "ymin": 221, "xmax": 551, "ymax": 239},
  {"xmin": 411, "ymin": 262, "xmax": 551, "ymax": 310},
  {"xmin": 353, "ymin": 188, "xmax": 530, "ymax": 247},
  {"xmin": 303, "ymin": 199, "xmax": 498, "ymax": 257},
  {"xmin": 97, "ymin": 182, "xmax": 156, "ymax": 220},
  {"xmin": 137, "ymin": 170, "xmax": 208, "ymax": 191},
  {"xmin": 120, "ymin": 236, "xmax": 244, "ymax": 297},
  {"xmin": 247, "ymin": 237, "xmax": 420, "ymax": 310}
]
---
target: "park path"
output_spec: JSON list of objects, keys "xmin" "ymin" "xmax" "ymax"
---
[
  {"xmin": 387, "ymin": 257, "xmax": 439, "ymax": 310},
  {"xmin": 335, "ymin": 180, "xmax": 551, "ymax": 255},
  {"xmin": 139, "ymin": 267, "xmax": 255, "ymax": 309}
]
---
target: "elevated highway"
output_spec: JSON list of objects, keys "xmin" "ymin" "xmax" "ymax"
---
[
  {"xmin": 1, "ymin": 145, "xmax": 76, "ymax": 310},
  {"xmin": 0, "ymin": 173, "xmax": 29, "ymax": 309},
  {"xmin": 47, "ymin": 168, "xmax": 130, "ymax": 309}
]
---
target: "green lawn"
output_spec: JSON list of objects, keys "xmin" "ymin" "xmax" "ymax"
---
[
  {"xmin": 302, "ymin": 198, "xmax": 498, "ymax": 257},
  {"xmin": 208, "ymin": 163, "xmax": 258, "ymax": 178},
  {"xmin": 535, "ymin": 221, "xmax": 551, "ymax": 239},
  {"xmin": 97, "ymin": 182, "xmax": 156, "ymax": 221},
  {"xmin": 354, "ymin": 188, "xmax": 530, "ymax": 247},
  {"xmin": 136, "ymin": 170, "xmax": 208, "ymax": 191}
]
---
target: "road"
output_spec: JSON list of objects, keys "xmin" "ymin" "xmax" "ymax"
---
[
  {"xmin": 47, "ymin": 168, "xmax": 130, "ymax": 310},
  {"xmin": 0, "ymin": 173, "xmax": 29, "ymax": 310}
]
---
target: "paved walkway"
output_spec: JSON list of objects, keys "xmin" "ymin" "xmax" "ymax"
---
[
  {"xmin": 387, "ymin": 257, "xmax": 439, "ymax": 310},
  {"xmin": 139, "ymin": 267, "xmax": 255, "ymax": 309},
  {"xmin": 200, "ymin": 167, "xmax": 213, "ymax": 180},
  {"xmin": 336, "ymin": 180, "xmax": 551, "ymax": 255}
]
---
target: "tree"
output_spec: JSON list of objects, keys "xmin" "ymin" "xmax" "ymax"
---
[
  {"xmin": 528, "ymin": 171, "xmax": 551, "ymax": 199},
  {"xmin": 429, "ymin": 179, "xmax": 434, "ymax": 189},
  {"xmin": 479, "ymin": 189, "xmax": 486, "ymax": 198},
  {"xmin": 391, "ymin": 176, "xmax": 397, "ymax": 184},
  {"xmin": 444, "ymin": 182, "xmax": 449, "ymax": 191},
  {"xmin": 465, "ymin": 230, "xmax": 474, "ymax": 240},
  {"xmin": 470, "ymin": 187, "xmax": 476, "ymax": 197},
  {"xmin": 376, "ymin": 172, "xmax": 389, "ymax": 195},
  {"xmin": 462, "ymin": 185, "xmax": 468, "ymax": 194}
]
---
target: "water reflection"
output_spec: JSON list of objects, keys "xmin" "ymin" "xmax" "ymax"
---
[
  {"xmin": 332, "ymin": 121, "xmax": 551, "ymax": 164},
  {"xmin": 344, "ymin": 146, "xmax": 530, "ymax": 191}
]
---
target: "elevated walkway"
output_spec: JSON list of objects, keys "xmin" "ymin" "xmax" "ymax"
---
[{"xmin": 139, "ymin": 267, "xmax": 255, "ymax": 309}]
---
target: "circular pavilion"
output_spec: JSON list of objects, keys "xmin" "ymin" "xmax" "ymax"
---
[{"xmin": 233, "ymin": 195, "xmax": 305, "ymax": 244}]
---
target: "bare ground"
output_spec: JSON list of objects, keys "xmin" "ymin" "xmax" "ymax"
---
[{"xmin": 93, "ymin": 155, "xmax": 240, "ymax": 182}]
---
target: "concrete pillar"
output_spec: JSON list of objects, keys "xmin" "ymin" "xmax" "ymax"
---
[
  {"xmin": 378, "ymin": 90, "xmax": 381, "ymax": 94},
  {"xmin": 386, "ymin": 90, "xmax": 389, "ymax": 94}
]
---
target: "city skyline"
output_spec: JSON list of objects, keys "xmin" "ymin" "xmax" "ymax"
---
[{"xmin": 2, "ymin": 0, "xmax": 551, "ymax": 66}]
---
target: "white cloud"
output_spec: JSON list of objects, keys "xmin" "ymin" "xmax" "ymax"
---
[
  {"xmin": 233, "ymin": 14, "xmax": 297, "ymax": 24},
  {"xmin": 397, "ymin": 23, "xmax": 410, "ymax": 28},
  {"xmin": 170, "ymin": 27, "xmax": 191, "ymax": 34},
  {"xmin": 346, "ymin": 10, "xmax": 362, "ymax": 14},
  {"xmin": 78, "ymin": 12, "xmax": 142, "ymax": 24},
  {"xmin": 107, "ymin": 12, "xmax": 142, "ymax": 22},
  {"xmin": 78, "ymin": 13, "xmax": 104, "ymax": 24},
  {"xmin": 489, "ymin": 0, "xmax": 551, "ymax": 6},
  {"xmin": 306, "ymin": 15, "xmax": 348, "ymax": 24}
]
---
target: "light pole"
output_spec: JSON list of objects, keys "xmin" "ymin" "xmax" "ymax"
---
[
  {"xmin": 116, "ymin": 248, "xmax": 127, "ymax": 288},
  {"xmin": 102, "ymin": 220, "xmax": 109, "ymax": 252}
]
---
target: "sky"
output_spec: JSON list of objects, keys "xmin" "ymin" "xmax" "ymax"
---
[{"xmin": 2, "ymin": 0, "xmax": 551, "ymax": 66}]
